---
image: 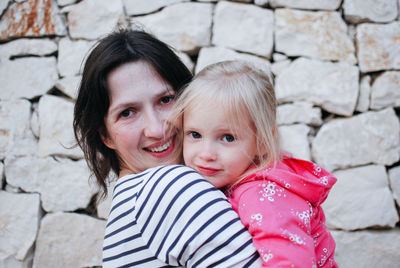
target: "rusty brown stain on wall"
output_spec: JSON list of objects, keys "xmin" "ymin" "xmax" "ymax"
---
[{"xmin": 0, "ymin": 0, "xmax": 56, "ymax": 40}]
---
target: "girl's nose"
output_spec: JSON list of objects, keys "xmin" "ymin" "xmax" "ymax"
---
[{"xmin": 199, "ymin": 142, "xmax": 217, "ymax": 161}]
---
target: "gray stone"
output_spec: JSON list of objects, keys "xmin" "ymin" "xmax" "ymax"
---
[
  {"xmin": 212, "ymin": 1, "xmax": 274, "ymax": 57},
  {"xmin": 195, "ymin": 46, "xmax": 271, "ymax": 76},
  {"xmin": 0, "ymin": 0, "xmax": 11, "ymax": 15},
  {"xmin": 57, "ymin": 38, "xmax": 94, "ymax": 77},
  {"xmin": 33, "ymin": 212, "xmax": 105, "ymax": 268},
  {"xmin": 332, "ymin": 229, "xmax": 400, "ymax": 267},
  {"xmin": 55, "ymin": 75, "xmax": 82, "ymax": 99},
  {"xmin": 355, "ymin": 75, "xmax": 371, "ymax": 112},
  {"xmin": 37, "ymin": 95, "xmax": 83, "ymax": 159},
  {"xmin": 0, "ymin": 0, "xmax": 66, "ymax": 40},
  {"xmin": 357, "ymin": 21, "xmax": 400, "ymax": 72},
  {"xmin": 68, "ymin": 0, "xmax": 124, "ymax": 40},
  {"xmin": 0, "ymin": 162, "xmax": 3, "ymax": 186},
  {"xmin": 5, "ymin": 156, "xmax": 94, "ymax": 212},
  {"xmin": 278, "ymin": 124, "xmax": 311, "ymax": 161},
  {"xmin": 0, "ymin": 100, "xmax": 37, "ymax": 160},
  {"xmin": 0, "ymin": 57, "xmax": 58, "ymax": 100},
  {"xmin": 277, "ymin": 102, "xmax": 322, "ymax": 126},
  {"xmin": 389, "ymin": 166, "xmax": 400, "ymax": 206},
  {"xmin": 275, "ymin": 9, "xmax": 356, "ymax": 64},
  {"xmin": 57, "ymin": 0, "xmax": 77, "ymax": 6},
  {"xmin": 275, "ymin": 57, "xmax": 359, "ymax": 116},
  {"xmin": 370, "ymin": 71, "xmax": 400, "ymax": 110},
  {"xmin": 96, "ymin": 180, "xmax": 116, "ymax": 220},
  {"xmin": 323, "ymin": 165, "xmax": 398, "ymax": 230},
  {"xmin": 271, "ymin": 59, "xmax": 291, "ymax": 77},
  {"xmin": 123, "ymin": 0, "xmax": 189, "ymax": 15},
  {"xmin": 269, "ymin": 0, "xmax": 341, "ymax": 10},
  {"xmin": 133, "ymin": 2, "xmax": 213, "ymax": 54},
  {"xmin": 0, "ymin": 191, "xmax": 41, "ymax": 262},
  {"xmin": 343, "ymin": 0, "xmax": 398, "ymax": 23},
  {"xmin": 312, "ymin": 108, "xmax": 400, "ymax": 171}
]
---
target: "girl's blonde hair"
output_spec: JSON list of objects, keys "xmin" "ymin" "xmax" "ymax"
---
[{"xmin": 170, "ymin": 60, "xmax": 281, "ymax": 180}]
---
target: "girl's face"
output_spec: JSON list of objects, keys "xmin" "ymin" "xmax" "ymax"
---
[
  {"xmin": 103, "ymin": 61, "xmax": 181, "ymax": 177},
  {"xmin": 183, "ymin": 101, "xmax": 258, "ymax": 188}
]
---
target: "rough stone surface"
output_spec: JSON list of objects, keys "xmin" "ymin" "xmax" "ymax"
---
[
  {"xmin": 0, "ymin": 0, "xmax": 11, "ymax": 15},
  {"xmin": 370, "ymin": 71, "xmax": 400, "ymax": 110},
  {"xmin": 195, "ymin": 46, "xmax": 271, "ymax": 76},
  {"xmin": 278, "ymin": 124, "xmax": 311, "ymax": 161},
  {"xmin": 33, "ymin": 212, "xmax": 105, "ymax": 268},
  {"xmin": 55, "ymin": 75, "xmax": 82, "ymax": 99},
  {"xmin": 357, "ymin": 21, "xmax": 400, "ymax": 72},
  {"xmin": 68, "ymin": 0, "xmax": 124, "ymax": 40},
  {"xmin": 57, "ymin": 38, "xmax": 94, "ymax": 77},
  {"xmin": 343, "ymin": 0, "xmax": 398, "ymax": 23},
  {"xmin": 37, "ymin": 95, "xmax": 83, "ymax": 158},
  {"xmin": 0, "ymin": 191, "xmax": 41, "ymax": 262},
  {"xmin": 133, "ymin": 3, "xmax": 212, "ymax": 54},
  {"xmin": 355, "ymin": 75, "xmax": 371, "ymax": 112},
  {"xmin": 389, "ymin": 166, "xmax": 400, "ymax": 206},
  {"xmin": 123, "ymin": 0, "xmax": 189, "ymax": 15},
  {"xmin": 0, "ymin": 38, "xmax": 57, "ymax": 59},
  {"xmin": 275, "ymin": 57, "xmax": 359, "ymax": 116},
  {"xmin": 212, "ymin": 1, "xmax": 274, "ymax": 57},
  {"xmin": 57, "ymin": 0, "xmax": 78, "ymax": 6},
  {"xmin": 0, "ymin": 100, "xmax": 37, "ymax": 160},
  {"xmin": 5, "ymin": 156, "xmax": 93, "ymax": 212},
  {"xmin": 323, "ymin": 165, "xmax": 399, "ymax": 230},
  {"xmin": 312, "ymin": 108, "xmax": 400, "ymax": 171},
  {"xmin": 277, "ymin": 102, "xmax": 322, "ymax": 126},
  {"xmin": 332, "ymin": 229, "xmax": 400, "ymax": 267},
  {"xmin": 0, "ymin": 57, "xmax": 58, "ymax": 100},
  {"xmin": 0, "ymin": 0, "xmax": 66, "ymax": 40},
  {"xmin": 269, "ymin": 0, "xmax": 341, "ymax": 10},
  {"xmin": 275, "ymin": 9, "xmax": 356, "ymax": 64}
]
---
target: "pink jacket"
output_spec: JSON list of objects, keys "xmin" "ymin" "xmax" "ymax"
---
[{"xmin": 229, "ymin": 157, "xmax": 338, "ymax": 267}]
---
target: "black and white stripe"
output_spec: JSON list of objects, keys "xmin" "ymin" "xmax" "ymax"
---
[{"xmin": 103, "ymin": 165, "xmax": 261, "ymax": 267}]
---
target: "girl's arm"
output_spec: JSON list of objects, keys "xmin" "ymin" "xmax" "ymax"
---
[
  {"xmin": 231, "ymin": 180, "xmax": 317, "ymax": 267},
  {"xmin": 136, "ymin": 165, "xmax": 261, "ymax": 267}
]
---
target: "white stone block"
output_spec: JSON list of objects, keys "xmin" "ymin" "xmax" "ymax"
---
[
  {"xmin": 355, "ymin": 75, "xmax": 371, "ymax": 113},
  {"xmin": 212, "ymin": 1, "xmax": 274, "ymax": 57},
  {"xmin": 33, "ymin": 212, "xmax": 105, "ymax": 268},
  {"xmin": 275, "ymin": 9, "xmax": 356, "ymax": 64},
  {"xmin": 133, "ymin": 2, "xmax": 213, "ymax": 54},
  {"xmin": 343, "ymin": 0, "xmax": 398, "ymax": 23},
  {"xmin": 0, "ymin": 191, "xmax": 41, "ymax": 262},
  {"xmin": 357, "ymin": 21, "xmax": 400, "ymax": 72},
  {"xmin": 269, "ymin": 0, "xmax": 341, "ymax": 10},
  {"xmin": 389, "ymin": 166, "xmax": 400, "ymax": 206},
  {"xmin": 277, "ymin": 102, "xmax": 322, "ymax": 126},
  {"xmin": 0, "ymin": 38, "xmax": 57, "ymax": 60},
  {"xmin": 370, "ymin": 71, "xmax": 400, "ymax": 110},
  {"xmin": 278, "ymin": 124, "xmax": 311, "ymax": 161},
  {"xmin": 68, "ymin": 0, "xmax": 124, "ymax": 40},
  {"xmin": 55, "ymin": 75, "xmax": 82, "ymax": 99},
  {"xmin": 123, "ymin": 0, "xmax": 189, "ymax": 15},
  {"xmin": 57, "ymin": 38, "xmax": 94, "ymax": 77},
  {"xmin": 312, "ymin": 108, "xmax": 400, "ymax": 171},
  {"xmin": 5, "ymin": 156, "xmax": 94, "ymax": 212},
  {"xmin": 37, "ymin": 95, "xmax": 83, "ymax": 158},
  {"xmin": 323, "ymin": 165, "xmax": 399, "ymax": 230},
  {"xmin": 275, "ymin": 57, "xmax": 359, "ymax": 116}
]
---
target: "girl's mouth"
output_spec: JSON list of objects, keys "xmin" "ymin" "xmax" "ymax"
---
[{"xmin": 196, "ymin": 166, "xmax": 223, "ymax": 176}]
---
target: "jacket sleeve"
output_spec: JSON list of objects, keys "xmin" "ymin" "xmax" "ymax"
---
[
  {"xmin": 232, "ymin": 180, "xmax": 317, "ymax": 267},
  {"xmin": 135, "ymin": 165, "xmax": 262, "ymax": 268}
]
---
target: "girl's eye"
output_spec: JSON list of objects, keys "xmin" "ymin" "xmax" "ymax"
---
[
  {"xmin": 120, "ymin": 109, "xmax": 134, "ymax": 118},
  {"xmin": 222, "ymin": 134, "xmax": 235, "ymax": 142},
  {"xmin": 160, "ymin": 95, "xmax": 175, "ymax": 105},
  {"xmin": 189, "ymin": 131, "xmax": 201, "ymax": 139}
]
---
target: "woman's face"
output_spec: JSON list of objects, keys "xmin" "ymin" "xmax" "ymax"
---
[{"xmin": 102, "ymin": 61, "xmax": 181, "ymax": 177}]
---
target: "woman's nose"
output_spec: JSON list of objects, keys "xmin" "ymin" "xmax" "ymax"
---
[{"xmin": 143, "ymin": 110, "xmax": 164, "ymax": 138}]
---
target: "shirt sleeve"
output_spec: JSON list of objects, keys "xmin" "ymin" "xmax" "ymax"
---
[
  {"xmin": 232, "ymin": 180, "xmax": 317, "ymax": 267},
  {"xmin": 135, "ymin": 165, "xmax": 262, "ymax": 268}
]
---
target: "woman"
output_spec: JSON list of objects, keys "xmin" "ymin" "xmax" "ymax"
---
[{"xmin": 73, "ymin": 29, "xmax": 261, "ymax": 267}]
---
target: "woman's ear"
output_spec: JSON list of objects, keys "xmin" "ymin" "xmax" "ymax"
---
[{"xmin": 99, "ymin": 128, "xmax": 115, "ymax": 150}]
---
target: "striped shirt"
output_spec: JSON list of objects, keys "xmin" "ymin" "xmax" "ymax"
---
[{"xmin": 103, "ymin": 165, "xmax": 261, "ymax": 267}]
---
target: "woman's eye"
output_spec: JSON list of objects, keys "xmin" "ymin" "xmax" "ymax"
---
[
  {"xmin": 160, "ymin": 95, "xmax": 175, "ymax": 105},
  {"xmin": 222, "ymin": 134, "xmax": 235, "ymax": 142},
  {"xmin": 120, "ymin": 109, "xmax": 134, "ymax": 118},
  {"xmin": 189, "ymin": 131, "xmax": 201, "ymax": 139}
]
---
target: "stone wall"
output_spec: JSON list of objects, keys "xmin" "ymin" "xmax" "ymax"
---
[{"xmin": 0, "ymin": 0, "xmax": 399, "ymax": 267}]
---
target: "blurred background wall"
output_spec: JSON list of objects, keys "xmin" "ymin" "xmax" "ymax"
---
[{"xmin": 0, "ymin": 0, "xmax": 399, "ymax": 267}]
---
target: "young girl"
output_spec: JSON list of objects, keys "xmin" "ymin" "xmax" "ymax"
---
[{"xmin": 171, "ymin": 60, "xmax": 338, "ymax": 267}]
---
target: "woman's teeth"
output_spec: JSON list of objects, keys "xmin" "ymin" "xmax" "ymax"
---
[{"xmin": 148, "ymin": 139, "xmax": 172, "ymax": 152}]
